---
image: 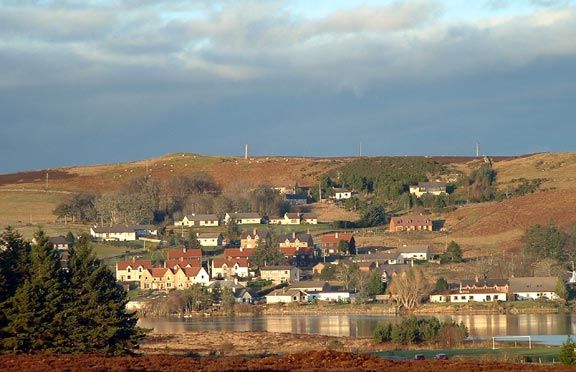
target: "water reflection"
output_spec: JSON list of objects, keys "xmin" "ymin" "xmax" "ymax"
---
[{"xmin": 139, "ymin": 313, "xmax": 576, "ymax": 343}]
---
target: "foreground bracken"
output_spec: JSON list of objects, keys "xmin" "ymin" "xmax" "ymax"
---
[{"xmin": 0, "ymin": 350, "xmax": 570, "ymax": 372}]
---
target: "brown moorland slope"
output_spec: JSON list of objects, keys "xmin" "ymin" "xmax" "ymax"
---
[{"xmin": 0, "ymin": 351, "xmax": 567, "ymax": 372}]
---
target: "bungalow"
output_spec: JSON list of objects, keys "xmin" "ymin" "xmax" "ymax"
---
[
  {"xmin": 509, "ymin": 277, "xmax": 560, "ymax": 301},
  {"xmin": 448, "ymin": 288, "xmax": 507, "ymax": 303},
  {"xmin": 389, "ymin": 215, "xmax": 433, "ymax": 232},
  {"xmin": 301, "ymin": 213, "xmax": 318, "ymax": 225},
  {"xmin": 397, "ymin": 245, "xmax": 430, "ymax": 261},
  {"xmin": 49, "ymin": 236, "xmax": 69, "ymax": 250},
  {"xmin": 307, "ymin": 291, "xmax": 356, "ymax": 303},
  {"xmin": 433, "ymin": 277, "xmax": 509, "ymax": 303},
  {"xmin": 409, "ymin": 182, "xmax": 447, "ymax": 198},
  {"xmin": 290, "ymin": 281, "xmax": 331, "ymax": 292},
  {"xmin": 235, "ymin": 288, "xmax": 254, "ymax": 303},
  {"xmin": 240, "ymin": 229, "xmax": 271, "ymax": 249},
  {"xmin": 265, "ymin": 288, "xmax": 308, "ymax": 304},
  {"xmin": 319, "ymin": 232, "xmax": 355, "ymax": 256},
  {"xmin": 224, "ymin": 212, "xmax": 262, "ymax": 225},
  {"xmin": 90, "ymin": 225, "xmax": 157, "ymax": 241},
  {"xmin": 351, "ymin": 251, "xmax": 403, "ymax": 266},
  {"xmin": 196, "ymin": 232, "xmax": 224, "ymax": 247},
  {"xmin": 285, "ymin": 194, "xmax": 308, "ymax": 206},
  {"xmin": 116, "ymin": 258, "xmax": 153, "ymax": 282},
  {"xmin": 461, "ymin": 277, "xmax": 509, "ymax": 292},
  {"xmin": 211, "ymin": 257, "xmax": 250, "ymax": 279},
  {"xmin": 332, "ymin": 188, "xmax": 353, "ymax": 200},
  {"xmin": 260, "ymin": 265, "xmax": 299, "ymax": 285},
  {"xmin": 174, "ymin": 214, "xmax": 219, "ymax": 227},
  {"xmin": 269, "ymin": 213, "xmax": 300, "ymax": 225},
  {"xmin": 273, "ymin": 184, "xmax": 297, "ymax": 195}
]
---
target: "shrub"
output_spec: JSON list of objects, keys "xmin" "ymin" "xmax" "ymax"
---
[
  {"xmin": 560, "ymin": 336, "xmax": 576, "ymax": 365},
  {"xmin": 373, "ymin": 323, "xmax": 393, "ymax": 343}
]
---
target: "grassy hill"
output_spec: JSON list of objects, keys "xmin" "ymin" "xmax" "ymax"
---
[{"xmin": 2, "ymin": 152, "xmax": 575, "ymax": 264}]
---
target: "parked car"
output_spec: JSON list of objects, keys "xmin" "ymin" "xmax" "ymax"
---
[
  {"xmin": 414, "ymin": 354, "xmax": 425, "ymax": 360},
  {"xmin": 434, "ymin": 353, "xmax": 449, "ymax": 360}
]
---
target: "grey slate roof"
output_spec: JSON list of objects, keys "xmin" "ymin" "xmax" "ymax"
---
[{"xmin": 509, "ymin": 277, "xmax": 558, "ymax": 293}]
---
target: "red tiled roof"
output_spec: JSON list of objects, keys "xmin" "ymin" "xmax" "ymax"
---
[
  {"xmin": 224, "ymin": 248, "xmax": 254, "ymax": 258},
  {"xmin": 281, "ymin": 246, "xmax": 315, "ymax": 256},
  {"xmin": 116, "ymin": 260, "xmax": 153, "ymax": 270},
  {"xmin": 166, "ymin": 259, "xmax": 201, "ymax": 269},
  {"xmin": 182, "ymin": 267, "xmax": 202, "ymax": 277},
  {"xmin": 167, "ymin": 248, "xmax": 203, "ymax": 260},
  {"xmin": 320, "ymin": 233, "xmax": 353, "ymax": 244},
  {"xmin": 212, "ymin": 257, "xmax": 249, "ymax": 268},
  {"xmin": 148, "ymin": 268, "xmax": 171, "ymax": 278},
  {"xmin": 390, "ymin": 215, "xmax": 432, "ymax": 226}
]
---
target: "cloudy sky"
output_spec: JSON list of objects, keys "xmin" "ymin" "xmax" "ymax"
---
[{"xmin": 0, "ymin": 0, "xmax": 575, "ymax": 173}]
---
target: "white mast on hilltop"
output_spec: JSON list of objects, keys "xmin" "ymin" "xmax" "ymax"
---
[
  {"xmin": 244, "ymin": 144, "xmax": 248, "ymax": 160},
  {"xmin": 476, "ymin": 142, "xmax": 480, "ymax": 158}
]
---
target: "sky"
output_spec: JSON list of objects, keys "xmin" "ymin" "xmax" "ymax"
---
[{"xmin": 0, "ymin": 0, "xmax": 575, "ymax": 173}]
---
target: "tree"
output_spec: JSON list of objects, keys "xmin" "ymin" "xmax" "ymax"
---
[
  {"xmin": 338, "ymin": 240, "xmax": 350, "ymax": 255},
  {"xmin": 360, "ymin": 205, "xmax": 387, "ymax": 227},
  {"xmin": 434, "ymin": 277, "xmax": 448, "ymax": 292},
  {"xmin": 317, "ymin": 264, "xmax": 337, "ymax": 281},
  {"xmin": 65, "ymin": 234, "xmax": 145, "ymax": 354},
  {"xmin": 364, "ymin": 270, "xmax": 385, "ymax": 297},
  {"xmin": 2, "ymin": 230, "xmax": 69, "ymax": 353},
  {"xmin": 559, "ymin": 336, "xmax": 576, "ymax": 365},
  {"xmin": 387, "ymin": 267, "xmax": 431, "ymax": 311},
  {"xmin": 66, "ymin": 231, "xmax": 76, "ymax": 249},
  {"xmin": 227, "ymin": 220, "xmax": 241, "ymax": 242},
  {"xmin": 336, "ymin": 263, "xmax": 361, "ymax": 291},
  {"xmin": 252, "ymin": 237, "xmax": 285, "ymax": 267},
  {"xmin": 441, "ymin": 241, "xmax": 463, "ymax": 263},
  {"xmin": 522, "ymin": 224, "xmax": 568, "ymax": 261},
  {"xmin": 556, "ymin": 278, "xmax": 568, "ymax": 301},
  {"xmin": 220, "ymin": 287, "xmax": 236, "ymax": 315}
]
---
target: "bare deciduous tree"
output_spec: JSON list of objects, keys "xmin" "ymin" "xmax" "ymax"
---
[{"xmin": 388, "ymin": 267, "xmax": 431, "ymax": 310}]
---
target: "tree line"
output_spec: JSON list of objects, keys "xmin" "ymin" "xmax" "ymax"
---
[
  {"xmin": 54, "ymin": 173, "xmax": 290, "ymax": 225},
  {"xmin": 0, "ymin": 228, "xmax": 143, "ymax": 354}
]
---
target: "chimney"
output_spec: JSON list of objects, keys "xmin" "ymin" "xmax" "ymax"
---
[
  {"xmin": 335, "ymin": 232, "xmax": 339, "ymax": 239},
  {"xmin": 234, "ymin": 278, "xmax": 238, "ymax": 285},
  {"xmin": 183, "ymin": 247, "xmax": 187, "ymax": 253},
  {"xmin": 475, "ymin": 275, "xmax": 479, "ymax": 283},
  {"xmin": 131, "ymin": 256, "xmax": 136, "ymax": 263},
  {"xmin": 253, "ymin": 228, "xmax": 256, "ymax": 235},
  {"xmin": 292, "ymin": 231, "xmax": 296, "ymax": 239}
]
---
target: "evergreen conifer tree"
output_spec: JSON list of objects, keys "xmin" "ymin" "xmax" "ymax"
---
[
  {"xmin": 3, "ymin": 230, "xmax": 69, "ymax": 353},
  {"xmin": 66, "ymin": 234, "xmax": 145, "ymax": 354}
]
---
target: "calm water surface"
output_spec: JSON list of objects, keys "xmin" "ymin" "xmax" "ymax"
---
[{"xmin": 139, "ymin": 313, "xmax": 576, "ymax": 346}]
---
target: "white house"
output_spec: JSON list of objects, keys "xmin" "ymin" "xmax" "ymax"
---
[
  {"xmin": 224, "ymin": 212, "xmax": 262, "ymax": 225},
  {"xmin": 268, "ymin": 213, "xmax": 300, "ymax": 225},
  {"xmin": 409, "ymin": 182, "xmax": 447, "ymax": 198},
  {"xmin": 174, "ymin": 266, "xmax": 211, "ymax": 288},
  {"xmin": 175, "ymin": 214, "xmax": 219, "ymax": 227},
  {"xmin": 332, "ymin": 188, "xmax": 353, "ymax": 200},
  {"xmin": 265, "ymin": 288, "xmax": 307, "ymax": 304},
  {"xmin": 509, "ymin": 277, "xmax": 560, "ymax": 301},
  {"xmin": 449, "ymin": 290, "xmax": 507, "ymax": 303},
  {"xmin": 90, "ymin": 225, "xmax": 157, "ymax": 241},
  {"xmin": 197, "ymin": 232, "xmax": 224, "ymax": 247},
  {"xmin": 307, "ymin": 291, "xmax": 356, "ymax": 303},
  {"xmin": 211, "ymin": 258, "xmax": 250, "ymax": 279},
  {"xmin": 301, "ymin": 213, "xmax": 318, "ymax": 224},
  {"xmin": 397, "ymin": 245, "xmax": 430, "ymax": 261}
]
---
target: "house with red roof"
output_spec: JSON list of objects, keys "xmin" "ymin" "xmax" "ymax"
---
[
  {"xmin": 211, "ymin": 257, "xmax": 250, "ymax": 279},
  {"xmin": 224, "ymin": 247, "xmax": 254, "ymax": 259},
  {"xmin": 140, "ymin": 267, "xmax": 176, "ymax": 290},
  {"xmin": 167, "ymin": 248, "xmax": 203, "ymax": 261},
  {"xmin": 318, "ymin": 232, "xmax": 355, "ymax": 256},
  {"xmin": 115, "ymin": 258, "xmax": 153, "ymax": 282},
  {"xmin": 389, "ymin": 214, "xmax": 433, "ymax": 232}
]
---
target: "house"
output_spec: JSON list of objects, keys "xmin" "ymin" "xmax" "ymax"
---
[
  {"xmin": 116, "ymin": 258, "xmax": 153, "ymax": 282},
  {"xmin": 90, "ymin": 225, "xmax": 157, "ymax": 241},
  {"xmin": 397, "ymin": 245, "xmax": 430, "ymax": 261},
  {"xmin": 224, "ymin": 247, "xmax": 254, "ymax": 259},
  {"xmin": 235, "ymin": 288, "xmax": 254, "ymax": 303},
  {"xmin": 389, "ymin": 215, "xmax": 433, "ymax": 232},
  {"xmin": 319, "ymin": 232, "xmax": 355, "ymax": 256},
  {"xmin": 224, "ymin": 212, "xmax": 262, "ymax": 225},
  {"xmin": 240, "ymin": 229, "xmax": 271, "ymax": 249},
  {"xmin": 273, "ymin": 184, "xmax": 297, "ymax": 195},
  {"xmin": 207, "ymin": 279, "xmax": 247, "ymax": 294},
  {"xmin": 460, "ymin": 277, "xmax": 509, "ymax": 292},
  {"xmin": 167, "ymin": 248, "xmax": 203, "ymax": 261},
  {"xmin": 509, "ymin": 277, "xmax": 560, "ymax": 301},
  {"xmin": 269, "ymin": 213, "xmax": 300, "ymax": 225},
  {"xmin": 165, "ymin": 257, "xmax": 202, "ymax": 271},
  {"xmin": 351, "ymin": 251, "xmax": 403, "ymax": 266},
  {"xmin": 377, "ymin": 264, "xmax": 411, "ymax": 283},
  {"xmin": 280, "ymin": 246, "xmax": 315, "ymax": 267},
  {"xmin": 285, "ymin": 194, "xmax": 307, "ymax": 206},
  {"xmin": 291, "ymin": 281, "xmax": 331, "ymax": 292},
  {"xmin": 279, "ymin": 232, "xmax": 314, "ymax": 250},
  {"xmin": 49, "ymin": 236, "xmax": 69, "ymax": 250},
  {"xmin": 211, "ymin": 257, "xmax": 250, "ymax": 279},
  {"xmin": 174, "ymin": 214, "xmax": 219, "ymax": 227},
  {"xmin": 173, "ymin": 266, "xmax": 211, "ymax": 288},
  {"xmin": 357, "ymin": 261, "xmax": 377, "ymax": 273},
  {"xmin": 140, "ymin": 268, "xmax": 176, "ymax": 291},
  {"xmin": 312, "ymin": 262, "xmax": 326, "ymax": 275},
  {"xmin": 260, "ymin": 265, "xmax": 299, "ymax": 285},
  {"xmin": 301, "ymin": 213, "xmax": 318, "ymax": 225},
  {"xmin": 265, "ymin": 288, "xmax": 308, "ymax": 304},
  {"xmin": 409, "ymin": 182, "xmax": 447, "ymax": 198},
  {"xmin": 448, "ymin": 288, "xmax": 507, "ymax": 303},
  {"xmin": 307, "ymin": 291, "xmax": 356, "ymax": 303},
  {"xmin": 196, "ymin": 232, "xmax": 224, "ymax": 247},
  {"xmin": 332, "ymin": 188, "xmax": 353, "ymax": 200}
]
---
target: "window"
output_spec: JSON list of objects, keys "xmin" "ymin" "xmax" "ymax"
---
[
  {"xmin": 127, "ymin": 275, "xmax": 131, "ymax": 280},
  {"xmin": 127, "ymin": 268, "xmax": 131, "ymax": 272},
  {"xmin": 460, "ymin": 296, "xmax": 465, "ymax": 300}
]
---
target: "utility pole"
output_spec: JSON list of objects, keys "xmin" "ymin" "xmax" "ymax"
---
[
  {"xmin": 318, "ymin": 183, "xmax": 322, "ymax": 202},
  {"xmin": 359, "ymin": 142, "xmax": 362, "ymax": 157},
  {"xmin": 45, "ymin": 172, "xmax": 49, "ymax": 192}
]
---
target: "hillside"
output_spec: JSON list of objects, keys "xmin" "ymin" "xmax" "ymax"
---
[{"xmin": 1, "ymin": 152, "xmax": 576, "ymax": 259}]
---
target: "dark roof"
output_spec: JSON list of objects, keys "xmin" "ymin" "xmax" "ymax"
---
[
  {"xmin": 415, "ymin": 182, "xmax": 447, "ymax": 189},
  {"xmin": 290, "ymin": 281, "xmax": 329, "ymax": 290},
  {"xmin": 285, "ymin": 213, "xmax": 300, "ymax": 219},
  {"xmin": 185, "ymin": 214, "xmax": 218, "ymax": 221},
  {"xmin": 390, "ymin": 215, "xmax": 432, "ymax": 226},
  {"xmin": 460, "ymin": 278, "xmax": 508, "ymax": 288},
  {"xmin": 49, "ymin": 236, "xmax": 68, "ymax": 245},
  {"xmin": 227, "ymin": 212, "xmax": 261, "ymax": 219},
  {"xmin": 397, "ymin": 245, "xmax": 430, "ymax": 254},
  {"xmin": 301, "ymin": 213, "xmax": 317, "ymax": 219},
  {"xmin": 260, "ymin": 265, "xmax": 295, "ymax": 271},
  {"xmin": 279, "ymin": 232, "xmax": 313, "ymax": 243},
  {"xmin": 196, "ymin": 232, "xmax": 222, "ymax": 239},
  {"xmin": 509, "ymin": 277, "xmax": 558, "ymax": 293}
]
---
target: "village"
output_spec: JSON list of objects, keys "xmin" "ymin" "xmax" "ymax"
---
[{"xmin": 43, "ymin": 180, "xmax": 566, "ymax": 313}]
